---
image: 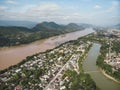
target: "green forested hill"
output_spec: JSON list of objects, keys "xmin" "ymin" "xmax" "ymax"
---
[{"xmin": 0, "ymin": 22, "xmax": 84, "ymax": 47}]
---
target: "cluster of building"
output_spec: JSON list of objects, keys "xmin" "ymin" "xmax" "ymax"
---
[
  {"xmin": 45, "ymin": 54, "xmax": 80, "ymax": 90},
  {"xmin": 99, "ymin": 29, "xmax": 120, "ymax": 71},
  {"xmin": 103, "ymin": 29, "xmax": 120, "ymax": 40},
  {"xmin": 105, "ymin": 52, "xmax": 120, "ymax": 71},
  {"xmin": 104, "ymin": 38, "xmax": 120, "ymax": 71},
  {"xmin": 0, "ymin": 40, "xmax": 91, "ymax": 90}
]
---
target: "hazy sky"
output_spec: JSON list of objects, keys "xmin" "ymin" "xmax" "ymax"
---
[{"xmin": 0, "ymin": 0, "xmax": 119, "ymax": 26}]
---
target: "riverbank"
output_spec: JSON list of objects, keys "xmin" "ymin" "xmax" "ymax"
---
[
  {"xmin": 99, "ymin": 68, "xmax": 120, "ymax": 84},
  {"xmin": 0, "ymin": 38, "xmax": 98, "ymax": 90},
  {"xmin": 83, "ymin": 44, "xmax": 120, "ymax": 90},
  {"xmin": 0, "ymin": 28, "xmax": 94, "ymax": 70},
  {"xmin": 95, "ymin": 42, "xmax": 120, "ymax": 87}
]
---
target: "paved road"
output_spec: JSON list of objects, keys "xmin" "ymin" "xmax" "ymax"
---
[{"xmin": 44, "ymin": 55, "xmax": 75, "ymax": 90}]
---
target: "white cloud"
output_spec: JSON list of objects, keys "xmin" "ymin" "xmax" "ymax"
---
[
  {"xmin": 0, "ymin": 6, "xmax": 8, "ymax": 11},
  {"xmin": 94, "ymin": 5, "xmax": 101, "ymax": 9},
  {"xmin": 0, "ymin": 3, "xmax": 63, "ymax": 21},
  {"xmin": 107, "ymin": 1, "xmax": 119, "ymax": 12},
  {"xmin": 24, "ymin": 3, "xmax": 84, "ymax": 23},
  {"xmin": 25, "ymin": 3, "xmax": 61, "ymax": 17},
  {"xmin": 0, "ymin": 2, "xmax": 92, "ymax": 24},
  {"xmin": 0, "ymin": 1, "xmax": 118, "ymax": 25},
  {"xmin": 6, "ymin": 0, "xmax": 17, "ymax": 5},
  {"xmin": 112, "ymin": 1, "xmax": 119, "ymax": 6}
]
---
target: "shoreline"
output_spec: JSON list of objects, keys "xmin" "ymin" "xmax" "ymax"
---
[
  {"xmin": 0, "ymin": 29, "xmax": 83, "ymax": 49},
  {"xmin": 0, "ymin": 29, "xmax": 94, "ymax": 70},
  {"xmin": 0, "ymin": 29, "xmax": 86, "ymax": 51},
  {"xmin": 99, "ymin": 68, "xmax": 120, "ymax": 84}
]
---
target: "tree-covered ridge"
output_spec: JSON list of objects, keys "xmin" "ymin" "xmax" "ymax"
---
[{"xmin": 0, "ymin": 22, "xmax": 85, "ymax": 47}]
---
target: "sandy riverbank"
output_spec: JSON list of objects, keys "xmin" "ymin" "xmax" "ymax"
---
[{"xmin": 99, "ymin": 68, "xmax": 120, "ymax": 84}]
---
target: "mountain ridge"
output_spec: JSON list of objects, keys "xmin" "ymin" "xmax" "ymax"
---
[{"xmin": 0, "ymin": 21, "xmax": 85, "ymax": 47}]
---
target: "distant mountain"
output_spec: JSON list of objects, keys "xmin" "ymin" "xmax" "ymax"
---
[
  {"xmin": 32, "ymin": 22, "xmax": 64, "ymax": 32},
  {"xmin": 113, "ymin": 24, "xmax": 120, "ymax": 29},
  {"xmin": 78, "ymin": 23, "xmax": 93, "ymax": 28},
  {"xmin": 64, "ymin": 23, "xmax": 84, "ymax": 32},
  {"xmin": 0, "ymin": 21, "xmax": 85, "ymax": 47},
  {"xmin": 106, "ymin": 24, "xmax": 120, "ymax": 30},
  {"xmin": 0, "ymin": 20, "xmax": 37, "ymax": 28},
  {"xmin": 33, "ymin": 22, "xmax": 84, "ymax": 32}
]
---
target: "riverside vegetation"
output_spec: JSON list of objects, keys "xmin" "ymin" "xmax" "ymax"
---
[
  {"xmin": 1, "ymin": 24, "xmax": 119, "ymax": 89},
  {"xmin": 80, "ymin": 30, "xmax": 120, "ymax": 83},
  {"xmin": 0, "ymin": 37, "xmax": 99, "ymax": 90},
  {"xmin": 0, "ymin": 22, "xmax": 85, "ymax": 47}
]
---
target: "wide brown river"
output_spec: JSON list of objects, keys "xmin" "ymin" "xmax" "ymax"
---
[{"xmin": 0, "ymin": 28, "xmax": 94, "ymax": 70}]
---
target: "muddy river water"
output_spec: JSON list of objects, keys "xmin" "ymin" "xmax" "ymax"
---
[{"xmin": 0, "ymin": 28, "xmax": 94, "ymax": 70}]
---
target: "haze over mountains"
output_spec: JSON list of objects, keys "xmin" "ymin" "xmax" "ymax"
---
[
  {"xmin": 0, "ymin": 20, "xmax": 119, "ymax": 47},
  {"xmin": 112, "ymin": 24, "xmax": 120, "ymax": 29},
  {"xmin": 0, "ymin": 20, "xmax": 93, "ymax": 28},
  {"xmin": 0, "ymin": 20, "xmax": 119, "ymax": 29},
  {"xmin": 0, "ymin": 21, "xmax": 85, "ymax": 47},
  {"xmin": 0, "ymin": 20, "xmax": 37, "ymax": 28}
]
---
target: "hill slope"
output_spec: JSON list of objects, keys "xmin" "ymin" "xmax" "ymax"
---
[{"xmin": 0, "ymin": 22, "xmax": 84, "ymax": 47}]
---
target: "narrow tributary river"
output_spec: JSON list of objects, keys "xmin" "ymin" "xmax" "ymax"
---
[{"xmin": 83, "ymin": 44, "xmax": 120, "ymax": 90}]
